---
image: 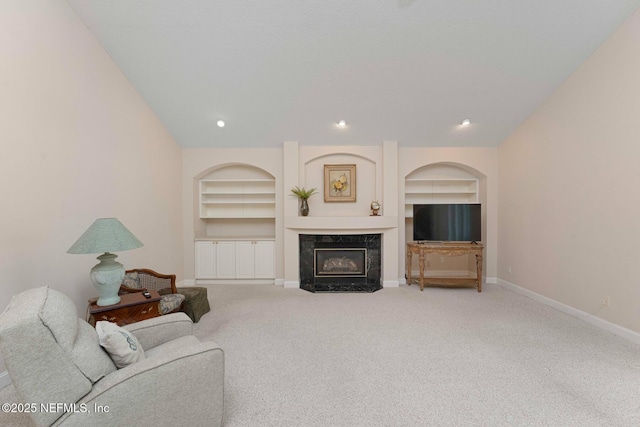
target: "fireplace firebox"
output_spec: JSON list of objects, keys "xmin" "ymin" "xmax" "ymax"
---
[
  {"xmin": 315, "ymin": 248, "xmax": 367, "ymax": 277},
  {"xmin": 300, "ymin": 234, "xmax": 381, "ymax": 292}
]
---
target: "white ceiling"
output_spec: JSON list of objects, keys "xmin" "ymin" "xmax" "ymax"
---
[{"xmin": 67, "ymin": 0, "xmax": 640, "ymax": 148}]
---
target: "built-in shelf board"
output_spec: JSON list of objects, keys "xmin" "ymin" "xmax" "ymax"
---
[
  {"xmin": 404, "ymin": 178, "xmax": 478, "ymax": 217},
  {"xmin": 200, "ymin": 178, "xmax": 276, "ymax": 219}
]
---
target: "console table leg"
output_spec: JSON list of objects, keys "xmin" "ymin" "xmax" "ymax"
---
[
  {"xmin": 406, "ymin": 250, "xmax": 412, "ymax": 286},
  {"xmin": 476, "ymin": 253, "xmax": 483, "ymax": 293},
  {"xmin": 418, "ymin": 254, "xmax": 425, "ymax": 291}
]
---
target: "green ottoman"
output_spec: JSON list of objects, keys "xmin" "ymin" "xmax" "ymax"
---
[{"xmin": 177, "ymin": 286, "xmax": 210, "ymax": 323}]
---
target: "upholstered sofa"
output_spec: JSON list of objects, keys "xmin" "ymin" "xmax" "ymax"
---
[{"xmin": 0, "ymin": 287, "xmax": 224, "ymax": 427}]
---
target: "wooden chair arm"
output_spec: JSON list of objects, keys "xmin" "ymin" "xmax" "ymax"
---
[
  {"xmin": 125, "ymin": 268, "xmax": 177, "ymax": 294},
  {"xmin": 126, "ymin": 268, "xmax": 175, "ymax": 280}
]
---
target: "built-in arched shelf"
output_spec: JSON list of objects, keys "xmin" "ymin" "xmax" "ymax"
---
[
  {"xmin": 195, "ymin": 164, "xmax": 277, "ymax": 282},
  {"xmin": 199, "ymin": 164, "xmax": 276, "ymax": 219},
  {"xmin": 404, "ymin": 163, "xmax": 479, "ymax": 217},
  {"xmin": 403, "ymin": 162, "xmax": 487, "ymax": 281},
  {"xmin": 195, "ymin": 163, "xmax": 277, "ymax": 241}
]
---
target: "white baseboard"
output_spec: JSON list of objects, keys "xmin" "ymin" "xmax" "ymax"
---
[
  {"xmin": 274, "ymin": 278, "xmax": 284, "ymax": 286},
  {"xmin": 283, "ymin": 281, "xmax": 300, "ymax": 288},
  {"xmin": 383, "ymin": 280, "xmax": 400, "ymax": 288},
  {"xmin": 0, "ymin": 371, "xmax": 11, "ymax": 389},
  {"xmin": 497, "ymin": 278, "xmax": 640, "ymax": 346},
  {"xmin": 195, "ymin": 279, "xmax": 275, "ymax": 285}
]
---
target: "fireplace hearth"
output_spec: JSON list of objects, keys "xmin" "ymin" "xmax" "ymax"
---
[{"xmin": 300, "ymin": 234, "xmax": 381, "ymax": 292}]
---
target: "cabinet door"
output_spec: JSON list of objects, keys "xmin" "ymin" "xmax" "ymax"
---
[
  {"xmin": 235, "ymin": 241, "xmax": 255, "ymax": 279},
  {"xmin": 215, "ymin": 241, "xmax": 236, "ymax": 279},
  {"xmin": 254, "ymin": 240, "xmax": 275, "ymax": 279},
  {"xmin": 195, "ymin": 242, "xmax": 216, "ymax": 279}
]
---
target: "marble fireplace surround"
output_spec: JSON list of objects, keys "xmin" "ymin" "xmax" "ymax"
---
[
  {"xmin": 300, "ymin": 234, "xmax": 382, "ymax": 292},
  {"xmin": 283, "ymin": 215, "xmax": 399, "ymax": 289}
]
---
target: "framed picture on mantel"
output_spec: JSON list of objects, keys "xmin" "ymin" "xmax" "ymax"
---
[{"xmin": 324, "ymin": 164, "xmax": 356, "ymax": 202}]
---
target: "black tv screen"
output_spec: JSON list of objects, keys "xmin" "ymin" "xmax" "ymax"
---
[{"xmin": 413, "ymin": 204, "xmax": 481, "ymax": 242}]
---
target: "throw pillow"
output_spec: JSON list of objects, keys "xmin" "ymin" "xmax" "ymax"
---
[
  {"xmin": 96, "ymin": 321, "xmax": 145, "ymax": 368},
  {"xmin": 122, "ymin": 271, "xmax": 141, "ymax": 289}
]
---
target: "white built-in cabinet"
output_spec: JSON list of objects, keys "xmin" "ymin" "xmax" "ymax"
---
[
  {"xmin": 195, "ymin": 240, "xmax": 274, "ymax": 280},
  {"xmin": 195, "ymin": 241, "xmax": 236, "ymax": 279},
  {"xmin": 234, "ymin": 240, "xmax": 275, "ymax": 279}
]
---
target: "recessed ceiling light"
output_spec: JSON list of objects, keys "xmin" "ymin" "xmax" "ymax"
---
[
  {"xmin": 337, "ymin": 120, "xmax": 347, "ymax": 128},
  {"xmin": 217, "ymin": 120, "xmax": 225, "ymax": 128},
  {"xmin": 460, "ymin": 119, "xmax": 471, "ymax": 127}
]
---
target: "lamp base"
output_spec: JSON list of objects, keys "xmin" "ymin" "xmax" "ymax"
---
[{"xmin": 90, "ymin": 253, "xmax": 124, "ymax": 306}]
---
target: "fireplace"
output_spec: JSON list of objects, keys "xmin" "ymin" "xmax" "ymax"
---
[
  {"xmin": 315, "ymin": 248, "xmax": 367, "ymax": 277},
  {"xmin": 300, "ymin": 234, "xmax": 381, "ymax": 292}
]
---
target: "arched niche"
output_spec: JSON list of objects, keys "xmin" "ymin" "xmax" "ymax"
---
[
  {"xmin": 404, "ymin": 162, "xmax": 487, "ymax": 280},
  {"xmin": 194, "ymin": 163, "xmax": 276, "ymax": 239},
  {"xmin": 195, "ymin": 163, "xmax": 275, "ymax": 181},
  {"xmin": 302, "ymin": 152, "xmax": 380, "ymax": 217},
  {"xmin": 406, "ymin": 161, "xmax": 486, "ymax": 181}
]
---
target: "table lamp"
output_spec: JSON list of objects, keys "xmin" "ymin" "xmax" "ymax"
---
[{"xmin": 67, "ymin": 218, "xmax": 143, "ymax": 306}]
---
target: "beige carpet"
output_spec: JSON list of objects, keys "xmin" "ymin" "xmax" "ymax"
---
[{"xmin": 1, "ymin": 283, "xmax": 640, "ymax": 426}]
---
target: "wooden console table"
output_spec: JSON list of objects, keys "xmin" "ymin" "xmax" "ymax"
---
[
  {"xmin": 406, "ymin": 242, "xmax": 484, "ymax": 292},
  {"xmin": 88, "ymin": 290, "xmax": 161, "ymax": 326}
]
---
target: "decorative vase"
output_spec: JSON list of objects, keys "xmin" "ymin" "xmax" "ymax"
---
[{"xmin": 299, "ymin": 198, "xmax": 309, "ymax": 216}]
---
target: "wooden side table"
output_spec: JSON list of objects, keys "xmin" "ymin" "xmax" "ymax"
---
[{"xmin": 88, "ymin": 290, "xmax": 162, "ymax": 326}]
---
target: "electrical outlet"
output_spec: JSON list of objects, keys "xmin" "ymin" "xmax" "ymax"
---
[
  {"xmin": 508, "ymin": 266, "xmax": 512, "ymax": 274},
  {"xmin": 603, "ymin": 296, "xmax": 610, "ymax": 307}
]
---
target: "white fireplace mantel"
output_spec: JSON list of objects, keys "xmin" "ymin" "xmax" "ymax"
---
[{"xmin": 285, "ymin": 215, "xmax": 397, "ymax": 231}]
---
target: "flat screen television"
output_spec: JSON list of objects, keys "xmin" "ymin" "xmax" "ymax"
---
[{"xmin": 413, "ymin": 203, "xmax": 481, "ymax": 242}]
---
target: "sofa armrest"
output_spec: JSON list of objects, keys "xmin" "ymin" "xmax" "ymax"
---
[
  {"xmin": 123, "ymin": 312, "xmax": 193, "ymax": 350},
  {"xmin": 53, "ymin": 339, "xmax": 224, "ymax": 427}
]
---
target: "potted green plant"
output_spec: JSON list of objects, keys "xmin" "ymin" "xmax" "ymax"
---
[{"xmin": 290, "ymin": 186, "xmax": 317, "ymax": 216}]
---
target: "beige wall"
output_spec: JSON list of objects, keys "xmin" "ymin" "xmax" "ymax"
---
[
  {"xmin": 0, "ymin": 0, "xmax": 183, "ymax": 348},
  {"xmin": 498, "ymin": 9, "xmax": 640, "ymax": 332}
]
